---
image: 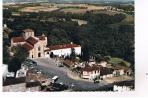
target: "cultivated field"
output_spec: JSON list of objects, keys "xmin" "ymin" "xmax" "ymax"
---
[
  {"xmin": 59, "ymin": 4, "xmax": 107, "ymax": 14},
  {"xmin": 60, "ymin": 8, "xmax": 88, "ymax": 14},
  {"xmin": 20, "ymin": 6, "xmax": 59, "ymax": 13}
]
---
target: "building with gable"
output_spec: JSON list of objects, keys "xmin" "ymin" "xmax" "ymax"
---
[
  {"xmin": 11, "ymin": 29, "xmax": 81, "ymax": 59},
  {"xmin": 11, "ymin": 29, "xmax": 47, "ymax": 59}
]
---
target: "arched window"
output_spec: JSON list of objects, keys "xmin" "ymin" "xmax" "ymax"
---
[
  {"xmin": 38, "ymin": 53, "xmax": 41, "ymax": 57},
  {"xmin": 38, "ymin": 47, "xmax": 41, "ymax": 51}
]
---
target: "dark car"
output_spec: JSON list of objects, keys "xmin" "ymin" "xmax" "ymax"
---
[
  {"xmin": 51, "ymin": 83, "xmax": 68, "ymax": 91},
  {"xmin": 58, "ymin": 65, "xmax": 64, "ymax": 67}
]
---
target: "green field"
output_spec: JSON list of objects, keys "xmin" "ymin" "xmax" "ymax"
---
[{"xmin": 108, "ymin": 57, "xmax": 131, "ymax": 67}]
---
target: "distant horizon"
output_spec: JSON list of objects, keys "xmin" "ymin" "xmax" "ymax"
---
[{"xmin": 3, "ymin": 0, "xmax": 134, "ymax": 4}]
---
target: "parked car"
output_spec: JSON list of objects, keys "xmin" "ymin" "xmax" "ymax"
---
[
  {"xmin": 51, "ymin": 83, "xmax": 68, "ymax": 91},
  {"xmin": 58, "ymin": 65, "xmax": 64, "ymax": 67},
  {"xmin": 52, "ymin": 76, "xmax": 59, "ymax": 83}
]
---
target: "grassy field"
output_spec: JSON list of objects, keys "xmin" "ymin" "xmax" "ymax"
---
[
  {"xmin": 93, "ymin": 10, "xmax": 120, "ymax": 15},
  {"xmin": 58, "ymin": 4, "xmax": 107, "ymax": 14},
  {"xmin": 109, "ymin": 14, "xmax": 134, "ymax": 30},
  {"xmin": 60, "ymin": 8, "xmax": 87, "ymax": 14},
  {"xmin": 121, "ymin": 14, "xmax": 134, "ymax": 24},
  {"xmin": 108, "ymin": 57, "xmax": 131, "ymax": 67}
]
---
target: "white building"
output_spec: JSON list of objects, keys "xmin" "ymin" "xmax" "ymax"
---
[
  {"xmin": 2, "ymin": 64, "xmax": 9, "ymax": 80},
  {"xmin": 112, "ymin": 66, "xmax": 129, "ymax": 77},
  {"xmin": 98, "ymin": 61, "xmax": 108, "ymax": 67},
  {"xmin": 113, "ymin": 80, "xmax": 134, "ymax": 92},
  {"xmin": 16, "ymin": 68, "xmax": 27, "ymax": 78},
  {"xmin": 81, "ymin": 65, "xmax": 100, "ymax": 80},
  {"xmin": 45, "ymin": 42, "xmax": 81, "ymax": 58}
]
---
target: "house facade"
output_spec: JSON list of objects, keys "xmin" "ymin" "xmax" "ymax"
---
[
  {"xmin": 113, "ymin": 80, "xmax": 134, "ymax": 92},
  {"xmin": 81, "ymin": 65, "xmax": 100, "ymax": 80},
  {"xmin": 45, "ymin": 42, "xmax": 81, "ymax": 58}
]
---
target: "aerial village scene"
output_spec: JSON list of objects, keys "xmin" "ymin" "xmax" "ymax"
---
[{"xmin": 3, "ymin": 0, "xmax": 134, "ymax": 92}]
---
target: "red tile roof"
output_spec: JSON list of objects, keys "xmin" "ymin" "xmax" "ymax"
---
[
  {"xmin": 100, "ymin": 67, "xmax": 114, "ymax": 76},
  {"xmin": 22, "ymin": 42, "xmax": 34, "ymax": 51},
  {"xmin": 45, "ymin": 43, "xmax": 80, "ymax": 51},
  {"xmin": 63, "ymin": 60, "xmax": 74, "ymax": 67},
  {"xmin": 37, "ymin": 36, "xmax": 46, "ymax": 40},
  {"xmin": 11, "ymin": 37, "xmax": 25, "ymax": 43},
  {"xmin": 81, "ymin": 65, "xmax": 100, "ymax": 72},
  {"xmin": 26, "ymin": 37, "xmax": 38, "ymax": 46},
  {"xmin": 23, "ymin": 29, "xmax": 34, "ymax": 33}
]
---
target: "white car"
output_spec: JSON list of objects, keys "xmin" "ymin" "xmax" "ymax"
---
[{"xmin": 52, "ymin": 76, "xmax": 59, "ymax": 82}]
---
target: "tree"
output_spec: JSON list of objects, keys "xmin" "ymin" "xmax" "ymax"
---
[
  {"xmin": 48, "ymin": 28, "xmax": 70, "ymax": 45},
  {"xmin": 50, "ymin": 52, "xmax": 54, "ymax": 58},
  {"xmin": 70, "ymin": 48, "xmax": 76, "ymax": 61},
  {"xmin": 3, "ymin": 46, "xmax": 10, "ymax": 64},
  {"xmin": 11, "ymin": 46, "xmax": 29, "ymax": 63},
  {"xmin": 3, "ymin": 9, "xmax": 12, "ymax": 18},
  {"xmin": 81, "ymin": 44, "xmax": 90, "ymax": 61},
  {"xmin": 8, "ymin": 57, "xmax": 21, "ymax": 73},
  {"xmin": 95, "ymin": 54, "xmax": 102, "ymax": 63}
]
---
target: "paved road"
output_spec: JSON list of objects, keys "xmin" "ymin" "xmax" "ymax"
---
[{"xmin": 32, "ymin": 58, "xmax": 112, "ymax": 91}]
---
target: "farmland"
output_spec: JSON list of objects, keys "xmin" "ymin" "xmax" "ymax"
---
[{"xmin": 20, "ymin": 6, "xmax": 59, "ymax": 13}]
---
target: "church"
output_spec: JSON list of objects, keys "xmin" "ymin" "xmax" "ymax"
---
[
  {"xmin": 11, "ymin": 29, "xmax": 47, "ymax": 59},
  {"xmin": 11, "ymin": 29, "xmax": 81, "ymax": 59}
]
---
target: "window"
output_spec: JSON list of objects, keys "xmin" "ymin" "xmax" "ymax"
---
[
  {"xmin": 38, "ymin": 53, "xmax": 41, "ymax": 57},
  {"xmin": 38, "ymin": 47, "xmax": 41, "ymax": 51}
]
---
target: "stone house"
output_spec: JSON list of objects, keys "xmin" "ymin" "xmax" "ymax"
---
[{"xmin": 11, "ymin": 29, "xmax": 47, "ymax": 59}]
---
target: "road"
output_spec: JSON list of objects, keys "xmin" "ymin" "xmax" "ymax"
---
[{"xmin": 32, "ymin": 58, "xmax": 112, "ymax": 91}]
